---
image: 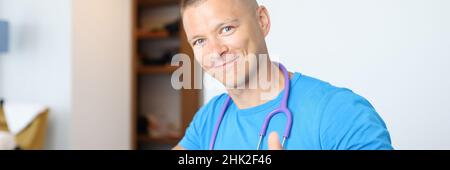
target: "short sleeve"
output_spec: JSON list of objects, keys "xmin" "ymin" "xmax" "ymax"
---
[{"xmin": 319, "ymin": 89, "xmax": 393, "ymax": 150}]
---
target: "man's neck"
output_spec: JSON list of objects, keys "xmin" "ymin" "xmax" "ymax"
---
[{"xmin": 227, "ymin": 63, "xmax": 292, "ymax": 109}]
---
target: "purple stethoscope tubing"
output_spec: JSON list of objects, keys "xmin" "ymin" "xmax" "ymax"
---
[{"xmin": 209, "ymin": 63, "xmax": 293, "ymax": 150}]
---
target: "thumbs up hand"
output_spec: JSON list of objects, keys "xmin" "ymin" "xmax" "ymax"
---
[{"xmin": 268, "ymin": 131, "xmax": 283, "ymax": 150}]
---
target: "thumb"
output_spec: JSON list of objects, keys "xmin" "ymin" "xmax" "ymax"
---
[{"xmin": 268, "ymin": 131, "xmax": 283, "ymax": 150}]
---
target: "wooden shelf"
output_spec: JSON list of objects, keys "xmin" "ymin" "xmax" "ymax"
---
[
  {"xmin": 138, "ymin": 65, "xmax": 178, "ymax": 74},
  {"xmin": 132, "ymin": 0, "xmax": 201, "ymax": 150},
  {"xmin": 138, "ymin": 134, "xmax": 180, "ymax": 145},
  {"xmin": 138, "ymin": 0, "xmax": 179, "ymax": 7},
  {"xmin": 136, "ymin": 31, "xmax": 171, "ymax": 39}
]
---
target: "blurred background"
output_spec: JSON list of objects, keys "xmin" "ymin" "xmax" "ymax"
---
[{"xmin": 0, "ymin": 0, "xmax": 449, "ymax": 150}]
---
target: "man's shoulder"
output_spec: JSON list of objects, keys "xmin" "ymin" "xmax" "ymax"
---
[
  {"xmin": 192, "ymin": 93, "xmax": 229, "ymax": 120},
  {"xmin": 292, "ymin": 72, "xmax": 351, "ymax": 105},
  {"xmin": 292, "ymin": 72, "xmax": 375, "ymax": 115},
  {"xmin": 204, "ymin": 93, "xmax": 229, "ymax": 109}
]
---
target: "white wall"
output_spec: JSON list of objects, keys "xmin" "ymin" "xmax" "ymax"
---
[
  {"xmin": 205, "ymin": 0, "xmax": 450, "ymax": 149},
  {"xmin": 0, "ymin": 0, "xmax": 72, "ymax": 149},
  {"xmin": 0, "ymin": 0, "xmax": 132, "ymax": 149},
  {"xmin": 71, "ymin": 0, "xmax": 131, "ymax": 149}
]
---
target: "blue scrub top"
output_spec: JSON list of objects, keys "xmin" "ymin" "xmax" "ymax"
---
[{"xmin": 179, "ymin": 72, "xmax": 393, "ymax": 150}]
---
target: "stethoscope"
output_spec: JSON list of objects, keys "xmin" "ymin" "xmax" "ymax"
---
[{"xmin": 209, "ymin": 63, "xmax": 293, "ymax": 150}]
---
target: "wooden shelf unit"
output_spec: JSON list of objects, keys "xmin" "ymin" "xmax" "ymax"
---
[
  {"xmin": 138, "ymin": 65, "xmax": 179, "ymax": 75},
  {"xmin": 137, "ymin": 134, "xmax": 180, "ymax": 145},
  {"xmin": 136, "ymin": 30, "xmax": 171, "ymax": 39},
  {"xmin": 131, "ymin": 0, "xmax": 201, "ymax": 150}
]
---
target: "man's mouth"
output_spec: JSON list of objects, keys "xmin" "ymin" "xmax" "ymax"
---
[{"xmin": 213, "ymin": 56, "xmax": 239, "ymax": 69}]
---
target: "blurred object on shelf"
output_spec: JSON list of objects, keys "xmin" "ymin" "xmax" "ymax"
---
[
  {"xmin": 147, "ymin": 114, "xmax": 162, "ymax": 138},
  {"xmin": 138, "ymin": 33, "xmax": 180, "ymax": 65},
  {"xmin": 137, "ymin": 18, "xmax": 179, "ymax": 37},
  {"xmin": 146, "ymin": 112, "xmax": 180, "ymax": 140},
  {"xmin": 164, "ymin": 18, "xmax": 180, "ymax": 35},
  {"xmin": 137, "ymin": 115, "xmax": 149, "ymax": 134},
  {"xmin": 140, "ymin": 48, "xmax": 179, "ymax": 65},
  {"xmin": 139, "ymin": 5, "xmax": 180, "ymax": 34}
]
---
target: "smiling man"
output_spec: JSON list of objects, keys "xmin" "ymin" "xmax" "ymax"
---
[{"xmin": 173, "ymin": 0, "xmax": 393, "ymax": 150}]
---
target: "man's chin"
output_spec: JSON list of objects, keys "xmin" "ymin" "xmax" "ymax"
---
[{"xmin": 217, "ymin": 77, "xmax": 249, "ymax": 89}]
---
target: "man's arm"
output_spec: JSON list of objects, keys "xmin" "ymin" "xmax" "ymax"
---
[{"xmin": 320, "ymin": 90, "xmax": 393, "ymax": 150}]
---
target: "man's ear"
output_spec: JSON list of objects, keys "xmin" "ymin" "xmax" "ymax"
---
[{"xmin": 256, "ymin": 6, "xmax": 271, "ymax": 37}]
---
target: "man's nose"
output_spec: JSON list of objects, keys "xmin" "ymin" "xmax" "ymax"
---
[{"xmin": 208, "ymin": 38, "xmax": 229, "ymax": 59}]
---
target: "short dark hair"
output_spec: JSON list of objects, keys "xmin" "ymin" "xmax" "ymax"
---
[{"xmin": 180, "ymin": 0, "xmax": 260, "ymax": 16}]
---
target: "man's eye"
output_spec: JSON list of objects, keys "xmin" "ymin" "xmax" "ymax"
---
[
  {"xmin": 193, "ymin": 39, "xmax": 205, "ymax": 46},
  {"xmin": 221, "ymin": 26, "xmax": 234, "ymax": 34}
]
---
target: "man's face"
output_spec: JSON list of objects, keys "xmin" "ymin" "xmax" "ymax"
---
[{"xmin": 182, "ymin": 0, "xmax": 269, "ymax": 88}]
